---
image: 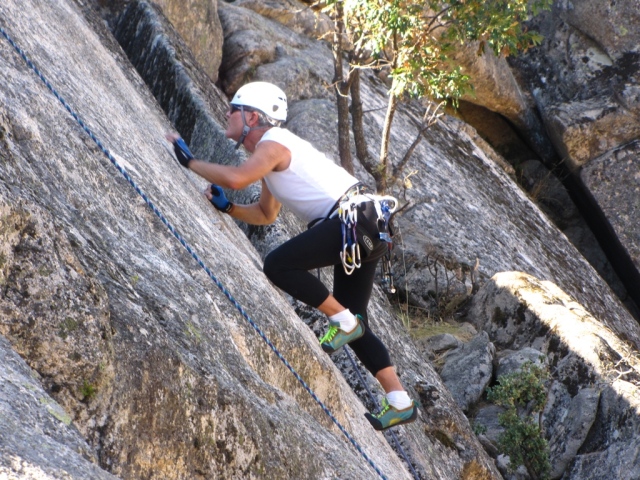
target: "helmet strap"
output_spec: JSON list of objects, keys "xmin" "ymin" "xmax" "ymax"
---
[
  {"xmin": 234, "ymin": 107, "xmax": 250, "ymax": 150},
  {"xmin": 234, "ymin": 107, "xmax": 272, "ymax": 150}
]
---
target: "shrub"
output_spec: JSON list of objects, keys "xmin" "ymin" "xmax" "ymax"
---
[{"xmin": 486, "ymin": 361, "xmax": 551, "ymax": 480}]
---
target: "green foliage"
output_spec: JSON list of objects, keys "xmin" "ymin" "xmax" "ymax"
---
[
  {"xmin": 58, "ymin": 317, "xmax": 80, "ymax": 339},
  {"xmin": 318, "ymin": 0, "xmax": 552, "ymax": 188},
  {"xmin": 486, "ymin": 361, "xmax": 551, "ymax": 479},
  {"xmin": 80, "ymin": 380, "xmax": 97, "ymax": 401},
  {"xmin": 496, "ymin": 410, "xmax": 551, "ymax": 479},
  {"xmin": 334, "ymin": 0, "xmax": 551, "ymax": 103},
  {"xmin": 473, "ymin": 422, "xmax": 487, "ymax": 436},
  {"xmin": 437, "ymin": 0, "xmax": 551, "ymax": 56},
  {"xmin": 487, "ymin": 361, "xmax": 548, "ymax": 409}
]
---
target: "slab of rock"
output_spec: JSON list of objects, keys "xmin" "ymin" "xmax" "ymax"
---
[
  {"xmin": 0, "ymin": 336, "xmax": 118, "ymax": 479},
  {"xmin": 152, "ymin": 0, "xmax": 223, "ymax": 81}
]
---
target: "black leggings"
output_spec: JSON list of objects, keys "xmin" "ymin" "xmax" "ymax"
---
[{"xmin": 263, "ymin": 203, "xmax": 392, "ymax": 376}]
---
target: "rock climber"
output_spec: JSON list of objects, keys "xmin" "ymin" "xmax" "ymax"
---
[{"xmin": 166, "ymin": 81, "xmax": 417, "ymax": 431}]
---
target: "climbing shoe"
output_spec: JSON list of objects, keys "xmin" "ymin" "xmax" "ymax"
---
[
  {"xmin": 319, "ymin": 315, "xmax": 365, "ymax": 354},
  {"xmin": 365, "ymin": 398, "xmax": 418, "ymax": 431}
]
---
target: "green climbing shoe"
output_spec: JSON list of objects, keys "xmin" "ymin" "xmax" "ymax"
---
[
  {"xmin": 365, "ymin": 398, "xmax": 418, "ymax": 431},
  {"xmin": 319, "ymin": 315, "xmax": 365, "ymax": 353}
]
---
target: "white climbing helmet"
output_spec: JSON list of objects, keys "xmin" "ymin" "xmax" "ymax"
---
[{"xmin": 230, "ymin": 82, "xmax": 288, "ymax": 122}]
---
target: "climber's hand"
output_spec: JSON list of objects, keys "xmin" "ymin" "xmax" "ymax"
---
[
  {"xmin": 166, "ymin": 134, "xmax": 194, "ymax": 168},
  {"xmin": 207, "ymin": 184, "xmax": 233, "ymax": 213}
]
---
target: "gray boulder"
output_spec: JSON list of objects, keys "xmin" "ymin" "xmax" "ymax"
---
[
  {"xmin": 564, "ymin": 381, "xmax": 640, "ymax": 480},
  {"xmin": 543, "ymin": 383, "xmax": 600, "ymax": 479},
  {"xmin": 422, "ymin": 333, "xmax": 463, "ymax": 355},
  {"xmin": 495, "ymin": 348, "xmax": 545, "ymax": 379},
  {"xmin": 440, "ymin": 332, "xmax": 496, "ymax": 412}
]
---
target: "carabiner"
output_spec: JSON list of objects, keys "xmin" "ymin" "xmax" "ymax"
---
[
  {"xmin": 340, "ymin": 245, "xmax": 356, "ymax": 275},
  {"xmin": 351, "ymin": 242, "xmax": 361, "ymax": 269}
]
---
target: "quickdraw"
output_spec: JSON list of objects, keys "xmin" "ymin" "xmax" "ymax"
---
[{"xmin": 338, "ymin": 199, "xmax": 362, "ymax": 274}]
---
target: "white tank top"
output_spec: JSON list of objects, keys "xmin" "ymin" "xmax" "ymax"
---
[{"xmin": 258, "ymin": 128, "xmax": 359, "ymax": 223}]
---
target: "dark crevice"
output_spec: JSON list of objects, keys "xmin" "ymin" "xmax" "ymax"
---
[
  {"xmin": 458, "ymin": 102, "xmax": 640, "ymax": 322},
  {"xmin": 560, "ymin": 170, "xmax": 640, "ymax": 320}
]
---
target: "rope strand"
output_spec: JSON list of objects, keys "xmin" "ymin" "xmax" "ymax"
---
[
  {"xmin": 345, "ymin": 348, "xmax": 420, "ymax": 479},
  {"xmin": 0, "ymin": 23, "xmax": 389, "ymax": 480}
]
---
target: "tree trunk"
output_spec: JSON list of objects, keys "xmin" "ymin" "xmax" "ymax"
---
[
  {"xmin": 336, "ymin": 85, "xmax": 353, "ymax": 174},
  {"xmin": 331, "ymin": 2, "xmax": 354, "ymax": 174},
  {"xmin": 379, "ymin": 84, "xmax": 398, "ymax": 193},
  {"xmin": 350, "ymin": 69, "xmax": 383, "ymax": 188},
  {"xmin": 350, "ymin": 69, "xmax": 367, "ymax": 163}
]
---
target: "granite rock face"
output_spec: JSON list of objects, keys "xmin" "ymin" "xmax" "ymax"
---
[
  {"xmin": 2, "ymin": 0, "xmax": 640, "ymax": 479},
  {"xmin": 0, "ymin": 1, "xmax": 418, "ymax": 478},
  {"xmin": 0, "ymin": 0, "xmax": 503, "ymax": 479},
  {"xmin": 151, "ymin": 0, "xmax": 223, "ymax": 82},
  {"xmin": 581, "ymin": 140, "xmax": 640, "ymax": 276}
]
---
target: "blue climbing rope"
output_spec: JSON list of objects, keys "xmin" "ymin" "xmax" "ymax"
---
[
  {"xmin": 0, "ymin": 24, "xmax": 389, "ymax": 480},
  {"xmin": 345, "ymin": 348, "xmax": 420, "ymax": 479}
]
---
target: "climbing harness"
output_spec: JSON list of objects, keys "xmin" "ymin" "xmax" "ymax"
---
[
  {"xmin": 0, "ymin": 24, "xmax": 391, "ymax": 480},
  {"xmin": 331, "ymin": 186, "xmax": 398, "ymax": 285}
]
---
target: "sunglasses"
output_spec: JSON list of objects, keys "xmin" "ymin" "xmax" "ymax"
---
[{"xmin": 229, "ymin": 105, "xmax": 254, "ymax": 114}]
